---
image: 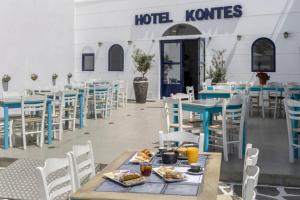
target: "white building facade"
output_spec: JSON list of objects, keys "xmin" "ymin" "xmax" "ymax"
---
[{"xmin": 75, "ymin": 0, "xmax": 300, "ymax": 99}]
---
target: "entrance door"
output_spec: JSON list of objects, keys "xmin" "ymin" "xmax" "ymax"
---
[
  {"xmin": 160, "ymin": 40, "xmax": 183, "ymax": 97},
  {"xmin": 160, "ymin": 38, "xmax": 205, "ymax": 97}
]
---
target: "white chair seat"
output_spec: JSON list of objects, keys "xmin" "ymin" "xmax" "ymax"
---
[
  {"xmin": 170, "ymin": 123, "xmax": 194, "ymax": 129},
  {"xmin": 209, "ymin": 123, "xmax": 240, "ymax": 131}
]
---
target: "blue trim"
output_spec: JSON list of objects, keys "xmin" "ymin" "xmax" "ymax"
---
[{"xmin": 251, "ymin": 37, "xmax": 276, "ymax": 72}]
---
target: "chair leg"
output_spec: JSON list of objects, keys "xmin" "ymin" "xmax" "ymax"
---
[
  {"xmin": 72, "ymin": 118, "xmax": 76, "ymax": 131},
  {"xmin": 23, "ymin": 132, "xmax": 27, "ymax": 150},
  {"xmin": 59, "ymin": 122, "xmax": 63, "ymax": 141},
  {"xmin": 289, "ymin": 145, "xmax": 295, "ymax": 163}
]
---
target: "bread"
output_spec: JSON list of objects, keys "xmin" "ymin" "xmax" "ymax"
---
[
  {"xmin": 164, "ymin": 171, "xmax": 184, "ymax": 179},
  {"xmin": 141, "ymin": 149, "xmax": 152, "ymax": 157},
  {"xmin": 120, "ymin": 173, "xmax": 141, "ymax": 182},
  {"xmin": 137, "ymin": 152, "xmax": 150, "ymax": 160}
]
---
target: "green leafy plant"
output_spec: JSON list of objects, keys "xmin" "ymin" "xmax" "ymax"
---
[
  {"xmin": 207, "ymin": 49, "xmax": 227, "ymax": 83},
  {"xmin": 132, "ymin": 48, "xmax": 155, "ymax": 81},
  {"xmin": 2, "ymin": 74, "xmax": 11, "ymax": 82}
]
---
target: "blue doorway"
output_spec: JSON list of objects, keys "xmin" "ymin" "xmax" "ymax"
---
[{"xmin": 160, "ymin": 38, "xmax": 205, "ymax": 97}]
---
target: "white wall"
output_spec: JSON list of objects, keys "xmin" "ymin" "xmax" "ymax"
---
[
  {"xmin": 0, "ymin": 0, "xmax": 74, "ymax": 94},
  {"xmin": 75, "ymin": 0, "xmax": 300, "ymax": 99}
]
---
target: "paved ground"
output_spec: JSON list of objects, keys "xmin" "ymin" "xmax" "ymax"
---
[{"xmin": 0, "ymin": 101, "xmax": 300, "ymax": 186}]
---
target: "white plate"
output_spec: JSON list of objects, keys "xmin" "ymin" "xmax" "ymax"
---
[
  {"xmin": 152, "ymin": 167, "xmax": 187, "ymax": 183},
  {"xmin": 129, "ymin": 151, "xmax": 155, "ymax": 164},
  {"xmin": 103, "ymin": 170, "xmax": 146, "ymax": 187}
]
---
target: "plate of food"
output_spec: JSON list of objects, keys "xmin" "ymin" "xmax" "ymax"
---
[
  {"xmin": 129, "ymin": 149, "xmax": 155, "ymax": 164},
  {"xmin": 103, "ymin": 170, "xmax": 146, "ymax": 187},
  {"xmin": 152, "ymin": 166, "xmax": 187, "ymax": 183}
]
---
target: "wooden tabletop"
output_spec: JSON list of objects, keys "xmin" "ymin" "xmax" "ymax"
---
[{"xmin": 71, "ymin": 151, "xmax": 222, "ymax": 200}]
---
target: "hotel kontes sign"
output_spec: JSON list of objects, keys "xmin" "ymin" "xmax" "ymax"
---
[{"xmin": 135, "ymin": 5, "xmax": 242, "ymax": 25}]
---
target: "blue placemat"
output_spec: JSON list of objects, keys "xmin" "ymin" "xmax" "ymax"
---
[{"xmin": 95, "ymin": 154, "xmax": 208, "ymax": 196}]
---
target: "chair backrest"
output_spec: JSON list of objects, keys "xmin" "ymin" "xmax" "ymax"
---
[
  {"xmin": 119, "ymin": 80, "xmax": 128, "ymax": 93},
  {"xmin": 71, "ymin": 140, "xmax": 95, "ymax": 190},
  {"xmin": 243, "ymin": 144, "xmax": 259, "ymax": 184},
  {"xmin": 284, "ymin": 98, "xmax": 300, "ymax": 162},
  {"xmin": 62, "ymin": 91, "xmax": 78, "ymax": 108},
  {"xmin": 3, "ymin": 91, "xmax": 23, "ymax": 98},
  {"xmin": 186, "ymin": 86, "xmax": 195, "ymax": 101},
  {"xmin": 170, "ymin": 93, "xmax": 189, "ymax": 100},
  {"xmin": 242, "ymin": 165, "xmax": 260, "ymax": 200},
  {"xmin": 163, "ymin": 97, "xmax": 183, "ymax": 132},
  {"xmin": 159, "ymin": 131, "xmax": 204, "ymax": 151},
  {"xmin": 36, "ymin": 154, "xmax": 75, "ymax": 200},
  {"xmin": 206, "ymin": 79, "xmax": 212, "ymax": 86},
  {"xmin": 21, "ymin": 95, "xmax": 47, "ymax": 120}
]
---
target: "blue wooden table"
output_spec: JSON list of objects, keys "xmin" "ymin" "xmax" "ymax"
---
[
  {"xmin": 0, "ymin": 94, "xmax": 84, "ymax": 150},
  {"xmin": 181, "ymin": 100, "xmax": 246, "ymax": 155},
  {"xmin": 198, "ymin": 90, "xmax": 237, "ymax": 99},
  {"xmin": 0, "ymin": 98, "xmax": 52, "ymax": 150}
]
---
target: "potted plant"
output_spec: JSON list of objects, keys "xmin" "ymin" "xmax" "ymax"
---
[
  {"xmin": 52, "ymin": 73, "xmax": 58, "ymax": 80},
  {"xmin": 206, "ymin": 49, "xmax": 227, "ymax": 84},
  {"xmin": 132, "ymin": 49, "xmax": 155, "ymax": 103},
  {"xmin": 2, "ymin": 74, "xmax": 11, "ymax": 83},
  {"xmin": 31, "ymin": 73, "xmax": 38, "ymax": 81},
  {"xmin": 256, "ymin": 72, "xmax": 270, "ymax": 85},
  {"xmin": 67, "ymin": 73, "xmax": 72, "ymax": 79}
]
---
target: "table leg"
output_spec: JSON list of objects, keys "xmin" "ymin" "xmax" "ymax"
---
[
  {"xmin": 202, "ymin": 110, "xmax": 211, "ymax": 152},
  {"xmin": 80, "ymin": 94, "xmax": 84, "ymax": 128},
  {"xmin": 243, "ymin": 123, "xmax": 246, "ymax": 157},
  {"xmin": 4, "ymin": 106, "xmax": 9, "ymax": 150},
  {"xmin": 47, "ymin": 101, "xmax": 52, "ymax": 145},
  {"xmin": 292, "ymin": 117, "xmax": 299, "ymax": 158}
]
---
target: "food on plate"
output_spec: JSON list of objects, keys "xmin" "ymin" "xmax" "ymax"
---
[
  {"xmin": 134, "ymin": 149, "xmax": 153, "ymax": 162},
  {"xmin": 165, "ymin": 171, "xmax": 185, "ymax": 179},
  {"xmin": 156, "ymin": 166, "xmax": 185, "ymax": 180},
  {"xmin": 119, "ymin": 173, "xmax": 142, "ymax": 182}
]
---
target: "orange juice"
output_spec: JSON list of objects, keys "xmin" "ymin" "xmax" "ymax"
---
[{"xmin": 187, "ymin": 147, "xmax": 199, "ymax": 164}]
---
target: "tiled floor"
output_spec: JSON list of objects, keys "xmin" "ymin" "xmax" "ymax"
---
[{"xmin": 219, "ymin": 182, "xmax": 300, "ymax": 200}]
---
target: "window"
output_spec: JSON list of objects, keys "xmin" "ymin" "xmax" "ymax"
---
[
  {"xmin": 251, "ymin": 38, "xmax": 276, "ymax": 72},
  {"xmin": 108, "ymin": 44, "xmax": 124, "ymax": 71},
  {"xmin": 82, "ymin": 53, "xmax": 95, "ymax": 71}
]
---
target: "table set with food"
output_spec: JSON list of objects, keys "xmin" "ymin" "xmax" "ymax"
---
[{"xmin": 71, "ymin": 146, "xmax": 221, "ymax": 200}]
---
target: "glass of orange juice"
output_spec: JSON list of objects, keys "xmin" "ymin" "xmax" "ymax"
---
[{"xmin": 187, "ymin": 147, "xmax": 199, "ymax": 164}]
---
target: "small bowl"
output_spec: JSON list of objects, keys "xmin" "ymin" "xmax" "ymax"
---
[{"xmin": 162, "ymin": 151, "xmax": 178, "ymax": 164}]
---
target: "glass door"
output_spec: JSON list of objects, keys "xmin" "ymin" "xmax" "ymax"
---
[{"xmin": 160, "ymin": 40, "xmax": 183, "ymax": 97}]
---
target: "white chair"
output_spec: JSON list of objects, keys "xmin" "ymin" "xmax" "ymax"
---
[
  {"xmin": 111, "ymin": 82, "xmax": 120, "ymax": 109},
  {"xmin": 163, "ymin": 97, "xmax": 198, "ymax": 133},
  {"xmin": 0, "ymin": 120, "xmax": 14, "ymax": 148},
  {"xmin": 262, "ymin": 82, "xmax": 283, "ymax": 118},
  {"xmin": 36, "ymin": 154, "xmax": 76, "ymax": 200},
  {"xmin": 186, "ymin": 86, "xmax": 202, "ymax": 123},
  {"xmin": 61, "ymin": 91, "xmax": 78, "ymax": 131},
  {"xmin": 93, "ymin": 85, "xmax": 112, "ymax": 119},
  {"xmin": 70, "ymin": 140, "xmax": 96, "ymax": 190},
  {"xmin": 284, "ymin": 98, "xmax": 300, "ymax": 163},
  {"xmin": 16, "ymin": 95, "xmax": 47, "ymax": 149},
  {"xmin": 118, "ymin": 80, "xmax": 128, "ymax": 107},
  {"xmin": 46, "ymin": 91, "xmax": 64, "ymax": 141},
  {"xmin": 218, "ymin": 164, "xmax": 259, "ymax": 200},
  {"xmin": 249, "ymin": 87, "xmax": 261, "ymax": 117},
  {"xmin": 170, "ymin": 93, "xmax": 189, "ymax": 100},
  {"xmin": 242, "ymin": 165, "xmax": 260, "ymax": 200},
  {"xmin": 208, "ymin": 95, "xmax": 247, "ymax": 161},
  {"xmin": 243, "ymin": 144, "xmax": 259, "ymax": 184},
  {"xmin": 159, "ymin": 131, "xmax": 204, "ymax": 152}
]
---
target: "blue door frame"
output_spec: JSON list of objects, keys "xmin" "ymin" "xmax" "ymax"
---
[
  {"xmin": 160, "ymin": 40, "xmax": 183, "ymax": 97},
  {"xmin": 160, "ymin": 38, "xmax": 205, "ymax": 98}
]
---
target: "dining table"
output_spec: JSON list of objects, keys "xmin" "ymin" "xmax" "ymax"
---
[
  {"xmin": 180, "ymin": 99, "xmax": 246, "ymax": 155},
  {"xmin": 71, "ymin": 150, "xmax": 222, "ymax": 200},
  {"xmin": 0, "ymin": 92, "xmax": 85, "ymax": 150},
  {"xmin": 198, "ymin": 90, "xmax": 237, "ymax": 100}
]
